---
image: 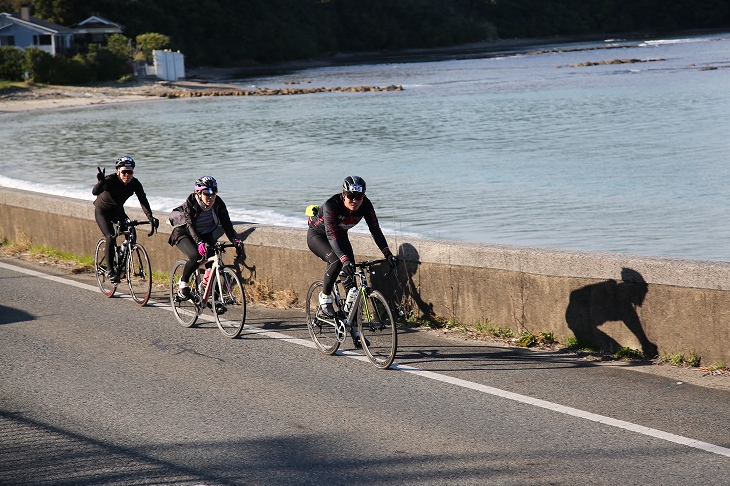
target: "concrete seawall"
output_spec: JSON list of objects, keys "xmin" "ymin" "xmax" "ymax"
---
[{"xmin": 1, "ymin": 187, "xmax": 728, "ymax": 365}]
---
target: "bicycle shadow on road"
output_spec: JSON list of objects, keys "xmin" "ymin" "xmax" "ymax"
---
[
  {"xmin": 0, "ymin": 305, "xmax": 36, "ymax": 325},
  {"xmin": 395, "ymin": 329, "xmax": 594, "ymax": 372}
]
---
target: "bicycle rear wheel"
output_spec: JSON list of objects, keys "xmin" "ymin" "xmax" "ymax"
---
[
  {"xmin": 357, "ymin": 289, "xmax": 397, "ymax": 369},
  {"xmin": 213, "ymin": 267, "xmax": 246, "ymax": 338},
  {"xmin": 169, "ymin": 260, "xmax": 199, "ymax": 327},
  {"xmin": 306, "ymin": 281, "xmax": 340, "ymax": 355},
  {"xmin": 94, "ymin": 238, "xmax": 116, "ymax": 298},
  {"xmin": 127, "ymin": 244, "xmax": 152, "ymax": 305}
]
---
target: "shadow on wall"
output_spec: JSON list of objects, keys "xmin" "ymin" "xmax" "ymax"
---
[
  {"xmin": 565, "ymin": 267, "xmax": 658, "ymax": 357},
  {"xmin": 371, "ymin": 242, "xmax": 434, "ymax": 320}
]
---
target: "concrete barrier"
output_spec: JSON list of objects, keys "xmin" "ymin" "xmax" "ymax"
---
[{"xmin": 1, "ymin": 187, "xmax": 728, "ymax": 365}]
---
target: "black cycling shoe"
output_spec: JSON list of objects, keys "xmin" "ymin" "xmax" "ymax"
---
[
  {"xmin": 107, "ymin": 271, "xmax": 120, "ymax": 284},
  {"xmin": 214, "ymin": 302, "xmax": 227, "ymax": 314},
  {"xmin": 177, "ymin": 286, "xmax": 193, "ymax": 301}
]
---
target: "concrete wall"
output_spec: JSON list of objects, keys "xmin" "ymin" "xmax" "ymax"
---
[{"xmin": 1, "ymin": 187, "xmax": 729, "ymax": 365}]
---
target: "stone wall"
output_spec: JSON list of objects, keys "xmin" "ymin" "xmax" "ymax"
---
[{"xmin": 1, "ymin": 187, "xmax": 728, "ymax": 365}]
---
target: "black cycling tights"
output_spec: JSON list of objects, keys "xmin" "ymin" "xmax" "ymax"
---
[
  {"xmin": 95, "ymin": 207, "xmax": 126, "ymax": 271},
  {"xmin": 176, "ymin": 233, "xmax": 216, "ymax": 282},
  {"xmin": 307, "ymin": 231, "xmax": 354, "ymax": 295}
]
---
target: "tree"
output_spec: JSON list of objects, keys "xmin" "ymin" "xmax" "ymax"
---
[
  {"xmin": 106, "ymin": 34, "xmax": 132, "ymax": 61},
  {"xmin": 135, "ymin": 32, "xmax": 171, "ymax": 62}
]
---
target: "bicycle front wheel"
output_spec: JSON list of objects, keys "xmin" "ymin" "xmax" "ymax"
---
[
  {"xmin": 169, "ymin": 260, "xmax": 199, "ymax": 327},
  {"xmin": 94, "ymin": 238, "xmax": 116, "ymax": 298},
  {"xmin": 213, "ymin": 267, "xmax": 246, "ymax": 338},
  {"xmin": 306, "ymin": 281, "xmax": 340, "ymax": 355},
  {"xmin": 357, "ymin": 289, "xmax": 397, "ymax": 369},
  {"xmin": 127, "ymin": 244, "xmax": 152, "ymax": 305}
]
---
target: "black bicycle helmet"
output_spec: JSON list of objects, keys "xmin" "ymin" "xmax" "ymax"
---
[
  {"xmin": 195, "ymin": 176, "xmax": 218, "ymax": 193},
  {"xmin": 342, "ymin": 176, "xmax": 366, "ymax": 194},
  {"xmin": 115, "ymin": 155, "xmax": 135, "ymax": 169}
]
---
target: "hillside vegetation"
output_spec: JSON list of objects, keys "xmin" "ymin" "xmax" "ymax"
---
[{"xmin": 1, "ymin": 0, "xmax": 729, "ymax": 67}]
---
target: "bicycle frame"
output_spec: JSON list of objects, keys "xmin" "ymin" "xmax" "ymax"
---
[
  {"xmin": 307, "ymin": 258, "xmax": 398, "ymax": 368},
  {"xmin": 112, "ymin": 222, "xmax": 137, "ymax": 275},
  {"xmin": 188, "ymin": 242, "xmax": 234, "ymax": 310},
  {"xmin": 196, "ymin": 251, "xmax": 223, "ymax": 307}
]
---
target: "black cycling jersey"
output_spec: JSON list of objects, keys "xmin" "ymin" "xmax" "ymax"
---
[
  {"xmin": 308, "ymin": 193, "xmax": 390, "ymax": 262},
  {"xmin": 92, "ymin": 173, "xmax": 153, "ymax": 220}
]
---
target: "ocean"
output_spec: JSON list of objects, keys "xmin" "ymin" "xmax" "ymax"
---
[{"xmin": 2, "ymin": 31, "xmax": 730, "ymax": 261}]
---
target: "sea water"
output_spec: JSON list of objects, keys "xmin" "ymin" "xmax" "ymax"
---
[{"xmin": 1, "ymin": 32, "xmax": 730, "ymax": 260}]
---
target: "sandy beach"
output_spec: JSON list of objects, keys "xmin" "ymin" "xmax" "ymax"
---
[
  {"xmin": 0, "ymin": 78, "xmax": 266, "ymax": 113},
  {"xmin": 0, "ymin": 35, "xmax": 623, "ymax": 114}
]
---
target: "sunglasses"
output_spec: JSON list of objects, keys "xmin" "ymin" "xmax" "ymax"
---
[
  {"xmin": 345, "ymin": 192, "xmax": 364, "ymax": 201},
  {"xmin": 120, "ymin": 169, "xmax": 133, "ymax": 175},
  {"xmin": 198, "ymin": 188, "xmax": 217, "ymax": 195}
]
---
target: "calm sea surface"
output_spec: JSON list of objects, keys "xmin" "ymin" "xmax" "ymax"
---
[{"xmin": 2, "ymin": 32, "xmax": 730, "ymax": 261}]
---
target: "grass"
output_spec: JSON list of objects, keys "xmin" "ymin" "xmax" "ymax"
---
[
  {"xmin": 2, "ymin": 235, "xmax": 730, "ymax": 373},
  {"xmin": 0, "ymin": 80, "xmax": 26, "ymax": 90},
  {"xmin": 0, "ymin": 234, "xmax": 94, "ymax": 272},
  {"xmin": 660, "ymin": 351, "xmax": 702, "ymax": 368},
  {"xmin": 0, "ymin": 234, "xmax": 298, "ymax": 308}
]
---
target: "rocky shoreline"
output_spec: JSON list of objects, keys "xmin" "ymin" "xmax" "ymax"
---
[{"xmin": 2, "ymin": 29, "xmax": 725, "ymax": 114}]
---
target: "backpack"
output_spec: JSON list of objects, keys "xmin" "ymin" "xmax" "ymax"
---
[{"xmin": 168, "ymin": 204, "xmax": 186, "ymax": 227}]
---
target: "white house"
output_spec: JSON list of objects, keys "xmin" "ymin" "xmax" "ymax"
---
[
  {"xmin": 70, "ymin": 15, "xmax": 123, "ymax": 48},
  {"xmin": 0, "ymin": 7, "xmax": 74, "ymax": 55}
]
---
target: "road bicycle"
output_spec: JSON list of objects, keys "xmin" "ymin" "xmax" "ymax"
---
[
  {"xmin": 94, "ymin": 219, "xmax": 153, "ymax": 305},
  {"xmin": 169, "ymin": 242, "xmax": 246, "ymax": 338},
  {"xmin": 306, "ymin": 259, "xmax": 397, "ymax": 369}
]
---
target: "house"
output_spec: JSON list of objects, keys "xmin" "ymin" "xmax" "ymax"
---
[
  {"xmin": 0, "ymin": 7, "xmax": 73, "ymax": 55},
  {"xmin": 70, "ymin": 15, "xmax": 123, "ymax": 49}
]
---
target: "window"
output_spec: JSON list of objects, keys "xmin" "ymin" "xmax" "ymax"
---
[
  {"xmin": 33, "ymin": 35, "xmax": 52, "ymax": 46},
  {"xmin": 0, "ymin": 35, "xmax": 15, "ymax": 46}
]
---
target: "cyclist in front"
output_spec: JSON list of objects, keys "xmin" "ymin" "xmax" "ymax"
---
[
  {"xmin": 92, "ymin": 155, "xmax": 158, "ymax": 283},
  {"xmin": 168, "ymin": 176, "xmax": 245, "ymax": 301},
  {"xmin": 307, "ymin": 176, "xmax": 397, "ymax": 347}
]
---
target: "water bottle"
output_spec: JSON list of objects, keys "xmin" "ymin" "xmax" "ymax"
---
[
  {"xmin": 344, "ymin": 287, "xmax": 358, "ymax": 312},
  {"xmin": 202, "ymin": 268, "xmax": 211, "ymax": 287}
]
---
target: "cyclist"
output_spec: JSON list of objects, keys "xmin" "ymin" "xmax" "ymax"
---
[
  {"xmin": 93, "ymin": 155, "xmax": 158, "ymax": 283},
  {"xmin": 168, "ymin": 176, "xmax": 245, "ymax": 301},
  {"xmin": 307, "ymin": 176, "xmax": 397, "ymax": 347}
]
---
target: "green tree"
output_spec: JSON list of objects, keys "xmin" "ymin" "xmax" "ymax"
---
[
  {"xmin": 106, "ymin": 34, "xmax": 132, "ymax": 61},
  {"xmin": 22, "ymin": 47, "xmax": 54, "ymax": 83},
  {"xmin": 135, "ymin": 32, "xmax": 171, "ymax": 62},
  {"xmin": 0, "ymin": 46, "xmax": 24, "ymax": 81}
]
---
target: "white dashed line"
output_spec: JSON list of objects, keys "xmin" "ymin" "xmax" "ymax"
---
[{"xmin": 3, "ymin": 261, "xmax": 729, "ymax": 458}]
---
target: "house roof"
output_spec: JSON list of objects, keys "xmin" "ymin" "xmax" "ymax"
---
[
  {"xmin": 71, "ymin": 15, "xmax": 124, "ymax": 33},
  {"xmin": 0, "ymin": 12, "xmax": 74, "ymax": 34}
]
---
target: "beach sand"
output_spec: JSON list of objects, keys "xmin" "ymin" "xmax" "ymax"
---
[
  {"xmin": 0, "ymin": 35, "xmax": 612, "ymax": 114},
  {"xmin": 0, "ymin": 78, "xmax": 254, "ymax": 113}
]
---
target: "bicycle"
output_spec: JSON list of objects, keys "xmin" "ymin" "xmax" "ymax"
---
[
  {"xmin": 306, "ymin": 259, "xmax": 397, "ymax": 369},
  {"xmin": 94, "ymin": 219, "xmax": 154, "ymax": 305},
  {"xmin": 169, "ymin": 242, "xmax": 247, "ymax": 338}
]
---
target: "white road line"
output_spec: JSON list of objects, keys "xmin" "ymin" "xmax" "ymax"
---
[{"xmin": 3, "ymin": 261, "xmax": 729, "ymax": 458}]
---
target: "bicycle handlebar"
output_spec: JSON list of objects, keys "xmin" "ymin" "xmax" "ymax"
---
[
  {"xmin": 117, "ymin": 219, "xmax": 158, "ymax": 237},
  {"xmin": 346, "ymin": 258, "xmax": 399, "ymax": 278},
  {"xmin": 196, "ymin": 242, "xmax": 238, "ymax": 264}
]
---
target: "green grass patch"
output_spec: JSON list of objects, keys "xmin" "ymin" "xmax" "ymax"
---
[
  {"xmin": 661, "ymin": 351, "xmax": 701, "ymax": 367},
  {"xmin": 614, "ymin": 347, "xmax": 643, "ymax": 360}
]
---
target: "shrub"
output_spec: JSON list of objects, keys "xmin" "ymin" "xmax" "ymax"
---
[
  {"xmin": 85, "ymin": 44, "xmax": 128, "ymax": 82},
  {"xmin": 23, "ymin": 47, "xmax": 54, "ymax": 83},
  {"xmin": 136, "ymin": 33, "xmax": 171, "ymax": 63},
  {"xmin": 0, "ymin": 46, "xmax": 24, "ymax": 81}
]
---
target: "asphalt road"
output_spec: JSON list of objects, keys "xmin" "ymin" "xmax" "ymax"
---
[{"xmin": 1, "ymin": 258, "xmax": 729, "ymax": 485}]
